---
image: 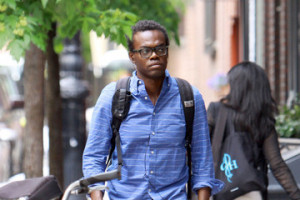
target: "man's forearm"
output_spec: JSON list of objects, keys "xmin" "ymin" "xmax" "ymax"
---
[{"xmin": 197, "ymin": 187, "xmax": 211, "ymax": 200}]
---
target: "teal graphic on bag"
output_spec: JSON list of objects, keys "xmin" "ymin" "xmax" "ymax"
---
[{"xmin": 220, "ymin": 153, "xmax": 238, "ymax": 183}]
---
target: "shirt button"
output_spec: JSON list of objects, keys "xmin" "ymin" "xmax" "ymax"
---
[
  {"xmin": 153, "ymin": 112, "xmax": 155, "ymax": 115},
  {"xmin": 151, "ymin": 151, "xmax": 154, "ymax": 154},
  {"xmin": 149, "ymin": 189, "xmax": 151, "ymax": 192},
  {"xmin": 139, "ymin": 81, "xmax": 142, "ymax": 84},
  {"xmin": 150, "ymin": 171, "xmax": 154, "ymax": 174},
  {"xmin": 152, "ymin": 132, "xmax": 155, "ymax": 135},
  {"xmin": 145, "ymin": 97, "xmax": 148, "ymax": 100}
]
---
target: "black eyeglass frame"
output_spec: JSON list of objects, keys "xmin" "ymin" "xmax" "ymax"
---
[{"xmin": 131, "ymin": 46, "xmax": 169, "ymax": 58}]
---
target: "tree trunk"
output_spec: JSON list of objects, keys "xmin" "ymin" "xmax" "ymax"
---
[
  {"xmin": 46, "ymin": 23, "xmax": 64, "ymax": 187},
  {"xmin": 23, "ymin": 43, "xmax": 45, "ymax": 178}
]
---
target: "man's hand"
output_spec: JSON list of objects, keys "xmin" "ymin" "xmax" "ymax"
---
[
  {"xmin": 197, "ymin": 187, "xmax": 211, "ymax": 200},
  {"xmin": 91, "ymin": 190, "xmax": 103, "ymax": 200}
]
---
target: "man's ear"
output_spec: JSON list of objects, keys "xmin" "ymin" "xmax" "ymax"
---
[{"xmin": 129, "ymin": 52, "xmax": 135, "ymax": 63}]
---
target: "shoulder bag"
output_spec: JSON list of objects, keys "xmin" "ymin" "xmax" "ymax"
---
[{"xmin": 212, "ymin": 104, "xmax": 267, "ymax": 200}]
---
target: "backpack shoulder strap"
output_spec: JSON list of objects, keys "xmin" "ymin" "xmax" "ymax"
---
[
  {"xmin": 175, "ymin": 77, "xmax": 195, "ymax": 147},
  {"xmin": 107, "ymin": 77, "xmax": 131, "ymax": 175},
  {"xmin": 175, "ymin": 77, "xmax": 194, "ymax": 200},
  {"xmin": 111, "ymin": 77, "xmax": 131, "ymax": 120},
  {"xmin": 212, "ymin": 104, "xmax": 227, "ymax": 168}
]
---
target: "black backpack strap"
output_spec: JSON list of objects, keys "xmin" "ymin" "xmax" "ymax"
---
[
  {"xmin": 175, "ymin": 77, "xmax": 194, "ymax": 200},
  {"xmin": 211, "ymin": 104, "xmax": 227, "ymax": 169},
  {"xmin": 107, "ymin": 77, "xmax": 131, "ymax": 177}
]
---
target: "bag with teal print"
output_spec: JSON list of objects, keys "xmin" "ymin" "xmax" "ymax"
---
[{"xmin": 212, "ymin": 105, "xmax": 267, "ymax": 200}]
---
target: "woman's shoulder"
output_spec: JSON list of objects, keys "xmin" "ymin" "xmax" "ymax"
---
[
  {"xmin": 207, "ymin": 101, "xmax": 222, "ymax": 113},
  {"xmin": 207, "ymin": 101, "xmax": 223, "ymax": 125}
]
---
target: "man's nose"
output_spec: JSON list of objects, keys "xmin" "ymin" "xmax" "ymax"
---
[{"xmin": 149, "ymin": 50, "xmax": 159, "ymax": 59}]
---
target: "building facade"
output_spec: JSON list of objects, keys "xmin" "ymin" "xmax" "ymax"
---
[{"xmin": 168, "ymin": 0, "xmax": 300, "ymax": 106}]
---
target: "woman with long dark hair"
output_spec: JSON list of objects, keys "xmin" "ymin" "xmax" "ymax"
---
[{"xmin": 207, "ymin": 61, "xmax": 300, "ymax": 200}]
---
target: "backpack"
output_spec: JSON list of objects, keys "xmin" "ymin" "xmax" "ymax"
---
[
  {"xmin": 107, "ymin": 76, "xmax": 195, "ymax": 199},
  {"xmin": 212, "ymin": 104, "xmax": 267, "ymax": 200}
]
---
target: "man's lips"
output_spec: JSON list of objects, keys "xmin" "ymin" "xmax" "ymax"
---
[{"xmin": 148, "ymin": 62, "xmax": 162, "ymax": 67}]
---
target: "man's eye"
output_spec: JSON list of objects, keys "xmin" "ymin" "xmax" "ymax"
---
[
  {"xmin": 156, "ymin": 47, "xmax": 164, "ymax": 53},
  {"xmin": 141, "ymin": 48, "xmax": 151, "ymax": 54}
]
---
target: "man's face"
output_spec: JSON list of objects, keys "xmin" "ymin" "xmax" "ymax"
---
[{"xmin": 129, "ymin": 30, "xmax": 168, "ymax": 80}]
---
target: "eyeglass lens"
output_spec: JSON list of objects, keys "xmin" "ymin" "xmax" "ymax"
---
[{"xmin": 140, "ymin": 46, "xmax": 168, "ymax": 58}]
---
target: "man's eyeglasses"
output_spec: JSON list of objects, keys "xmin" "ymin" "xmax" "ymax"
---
[{"xmin": 132, "ymin": 46, "xmax": 168, "ymax": 58}]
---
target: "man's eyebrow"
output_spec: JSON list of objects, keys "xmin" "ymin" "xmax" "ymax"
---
[
  {"xmin": 140, "ymin": 44, "xmax": 166, "ymax": 48},
  {"xmin": 155, "ymin": 44, "xmax": 166, "ymax": 47},
  {"xmin": 139, "ymin": 46, "xmax": 151, "ymax": 49}
]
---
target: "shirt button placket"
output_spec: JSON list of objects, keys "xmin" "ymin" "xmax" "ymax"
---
[
  {"xmin": 150, "ymin": 131, "xmax": 155, "ymax": 178},
  {"xmin": 149, "ymin": 108, "xmax": 156, "ymax": 185}
]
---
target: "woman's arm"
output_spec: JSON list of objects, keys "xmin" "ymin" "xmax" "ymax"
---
[{"xmin": 263, "ymin": 131, "xmax": 300, "ymax": 199}]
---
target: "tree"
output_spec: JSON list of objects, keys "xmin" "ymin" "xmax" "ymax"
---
[{"xmin": 0, "ymin": 0, "xmax": 184, "ymax": 187}]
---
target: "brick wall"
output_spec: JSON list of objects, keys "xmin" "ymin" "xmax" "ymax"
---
[{"xmin": 264, "ymin": 0, "xmax": 288, "ymax": 106}]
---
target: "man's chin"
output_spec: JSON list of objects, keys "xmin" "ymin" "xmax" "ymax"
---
[{"xmin": 149, "ymin": 71, "xmax": 166, "ymax": 80}]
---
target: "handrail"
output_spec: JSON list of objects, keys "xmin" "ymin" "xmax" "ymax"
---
[{"xmin": 61, "ymin": 169, "xmax": 120, "ymax": 200}]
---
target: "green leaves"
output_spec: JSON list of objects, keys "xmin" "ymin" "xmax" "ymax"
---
[
  {"xmin": 1, "ymin": 0, "xmax": 184, "ymax": 59},
  {"xmin": 0, "ymin": 0, "xmax": 51, "ymax": 60},
  {"xmin": 109, "ymin": 0, "xmax": 184, "ymax": 45},
  {"xmin": 5, "ymin": 0, "xmax": 16, "ymax": 10},
  {"xmin": 41, "ymin": 0, "xmax": 48, "ymax": 8},
  {"xmin": 53, "ymin": 36, "xmax": 63, "ymax": 53},
  {"xmin": 7, "ymin": 39, "xmax": 26, "ymax": 61},
  {"xmin": 276, "ymin": 97, "xmax": 300, "ymax": 138},
  {"xmin": 92, "ymin": 9, "xmax": 137, "ymax": 46},
  {"xmin": 0, "ymin": 28, "xmax": 12, "ymax": 48}
]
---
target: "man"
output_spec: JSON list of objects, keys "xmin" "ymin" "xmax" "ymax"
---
[{"xmin": 83, "ymin": 20, "xmax": 223, "ymax": 200}]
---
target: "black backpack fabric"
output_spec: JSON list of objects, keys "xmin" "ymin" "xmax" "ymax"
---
[{"xmin": 108, "ymin": 76, "xmax": 195, "ymax": 199}]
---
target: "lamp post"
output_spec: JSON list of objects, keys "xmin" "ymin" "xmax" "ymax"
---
[{"xmin": 59, "ymin": 32, "xmax": 89, "ymax": 193}]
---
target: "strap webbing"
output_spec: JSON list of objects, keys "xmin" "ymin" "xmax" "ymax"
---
[
  {"xmin": 212, "ymin": 104, "xmax": 227, "ymax": 169},
  {"xmin": 107, "ymin": 77, "xmax": 131, "ymax": 178},
  {"xmin": 175, "ymin": 77, "xmax": 194, "ymax": 200}
]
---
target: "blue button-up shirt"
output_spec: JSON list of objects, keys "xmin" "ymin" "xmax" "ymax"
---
[{"xmin": 83, "ymin": 70, "xmax": 223, "ymax": 199}]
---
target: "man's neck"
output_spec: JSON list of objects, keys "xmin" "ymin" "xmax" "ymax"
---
[{"xmin": 143, "ymin": 77, "xmax": 164, "ymax": 105}]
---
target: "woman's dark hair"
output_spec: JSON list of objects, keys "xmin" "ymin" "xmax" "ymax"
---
[
  {"xmin": 126, "ymin": 20, "xmax": 169, "ymax": 52},
  {"xmin": 221, "ymin": 61, "xmax": 278, "ymax": 142}
]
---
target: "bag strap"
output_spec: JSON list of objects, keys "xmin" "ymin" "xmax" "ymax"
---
[
  {"xmin": 107, "ymin": 77, "xmax": 131, "ymax": 176},
  {"xmin": 212, "ymin": 104, "xmax": 228, "ymax": 168},
  {"xmin": 175, "ymin": 77, "xmax": 194, "ymax": 200}
]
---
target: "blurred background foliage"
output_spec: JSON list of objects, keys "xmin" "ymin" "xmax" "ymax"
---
[
  {"xmin": 0, "ymin": 0, "xmax": 185, "ymax": 60},
  {"xmin": 276, "ymin": 95, "xmax": 300, "ymax": 138}
]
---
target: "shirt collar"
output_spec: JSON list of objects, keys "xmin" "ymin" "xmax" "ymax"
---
[{"xmin": 130, "ymin": 70, "xmax": 171, "ymax": 95}]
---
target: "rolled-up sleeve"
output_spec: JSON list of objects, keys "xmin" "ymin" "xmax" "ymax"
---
[{"xmin": 191, "ymin": 88, "xmax": 224, "ymax": 195}]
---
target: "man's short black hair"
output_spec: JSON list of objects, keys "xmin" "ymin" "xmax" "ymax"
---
[{"xmin": 126, "ymin": 20, "xmax": 170, "ymax": 52}]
